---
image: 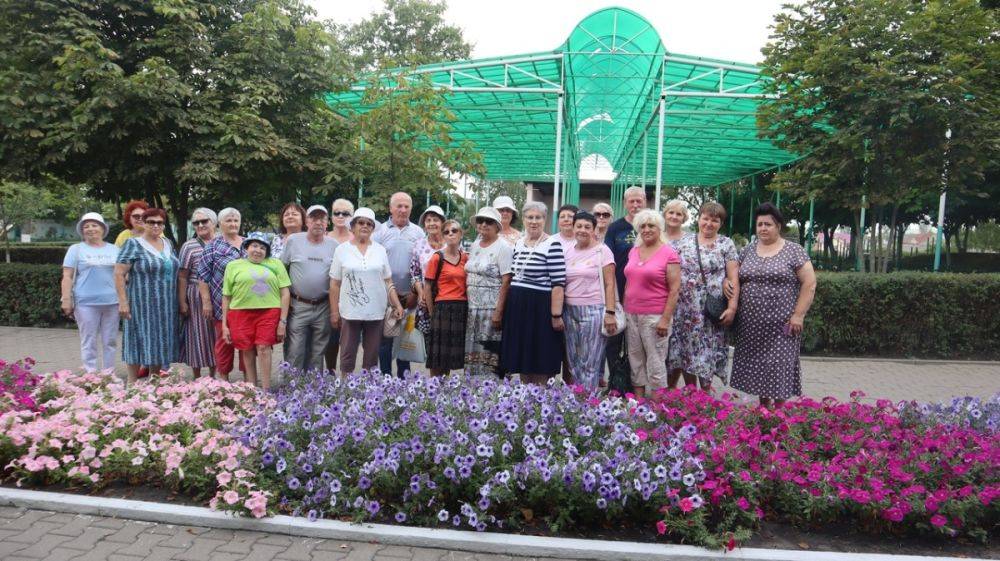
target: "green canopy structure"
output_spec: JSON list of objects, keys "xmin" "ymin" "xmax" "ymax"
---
[{"xmin": 325, "ymin": 6, "xmax": 800, "ymax": 217}]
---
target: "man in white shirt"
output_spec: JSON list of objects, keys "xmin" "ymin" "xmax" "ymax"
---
[{"xmin": 372, "ymin": 192, "xmax": 425, "ymax": 376}]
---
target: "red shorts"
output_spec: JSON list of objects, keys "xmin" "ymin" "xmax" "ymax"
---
[{"xmin": 227, "ymin": 308, "xmax": 281, "ymax": 350}]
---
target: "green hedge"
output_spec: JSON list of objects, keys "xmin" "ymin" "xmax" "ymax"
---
[
  {"xmin": 804, "ymin": 272, "xmax": 1000, "ymax": 359},
  {"xmin": 2, "ymin": 264, "xmax": 999, "ymax": 359},
  {"xmin": 1, "ymin": 245, "xmax": 71, "ymax": 264},
  {"xmin": 0, "ymin": 264, "xmax": 67, "ymax": 327}
]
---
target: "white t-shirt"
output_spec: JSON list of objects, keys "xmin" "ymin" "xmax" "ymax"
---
[
  {"xmin": 329, "ymin": 242, "xmax": 392, "ymax": 321},
  {"xmin": 466, "ymin": 238, "xmax": 514, "ymax": 309}
]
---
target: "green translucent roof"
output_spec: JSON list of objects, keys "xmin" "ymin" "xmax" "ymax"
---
[{"xmin": 325, "ymin": 7, "xmax": 799, "ymax": 188}]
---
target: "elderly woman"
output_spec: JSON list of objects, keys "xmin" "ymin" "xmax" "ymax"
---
[
  {"xmin": 198, "ymin": 207, "xmax": 245, "ymax": 381},
  {"xmin": 493, "ymin": 196, "xmax": 522, "ymax": 245},
  {"xmin": 328, "ymin": 198, "xmax": 354, "ymax": 244},
  {"xmin": 270, "ymin": 202, "xmax": 305, "ymax": 259},
  {"xmin": 729, "ymin": 203, "xmax": 816, "ymax": 408},
  {"xmin": 114, "ymin": 208, "xmax": 179, "ymax": 383},
  {"xmin": 500, "ymin": 201, "xmax": 566, "ymax": 384},
  {"xmin": 556, "ymin": 204, "xmax": 579, "ymax": 246},
  {"xmin": 563, "ymin": 211, "xmax": 617, "ymax": 390},
  {"xmin": 465, "ymin": 207, "xmax": 512, "ymax": 376},
  {"xmin": 592, "ymin": 202, "xmax": 614, "ymax": 243},
  {"xmin": 423, "ymin": 219, "xmax": 469, "ymax": 376},
  {"xmin": 61, "ymin": 212, "xmax": 119, "ymax": 372},
  {"xmin": 667, "ymin": 202, "xmax": 739, "ymax": 392},
  {"xmin": 623, "ymin": 209, "xmax": 681, "ymax": 398},
  {"xmin": 221, "ymin": 233, "xmax": 290, "ymax": 390},
  {"xmin": 663, "ymin": 199, "xmax": 690, "ymax": 248},
  {"xmin": 409, "ymin": 205, "xmax": 446, "ymax": 337},
  {"xmin": 177, "ymin": 208, "xmax": 218, "ymax": 377},
  {"xmin": 114, "ymin": 200, "xmax": 150, "ymax": 247},
  {"xmin": 329, "ymin": 208, "xmax": 404, "ymax": 375}
]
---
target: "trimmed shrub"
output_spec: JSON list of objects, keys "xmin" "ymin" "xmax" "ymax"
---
[
  {"xmin": 0, "ymin": 264, "xmax": 66, "ymax": 327},
  {"xmin": 804, "ymin": 272, "xmax": 1000, "ymax": 359},
  {"xmin": 2, "ymin": 245, "xmax": 71, "ymax": 265}
]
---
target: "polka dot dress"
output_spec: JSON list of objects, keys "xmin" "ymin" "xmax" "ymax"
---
[{"xmin": 730, "ymin": 240, "xmax": 809, "ymax": 399}]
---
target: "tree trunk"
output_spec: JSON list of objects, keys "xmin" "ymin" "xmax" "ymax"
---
[
  {"xmin": 173, "ymin": 186, "xmax": 190, "ymax": 246},
  {"xmin": 962, "ymin": 225, "xmax": 970, "ymax": 254}
]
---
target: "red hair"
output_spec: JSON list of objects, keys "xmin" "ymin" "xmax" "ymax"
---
[
  {"xmin": 123, "ymin": 200, "xmax": 149, "ymax": 229},
  {"xmin": 278, "ymin": 202, "xmax": 306, "ymax": 234},
  {"xmin": 141, "ymin": 208, "xmax": 168, "ymax": 222}
]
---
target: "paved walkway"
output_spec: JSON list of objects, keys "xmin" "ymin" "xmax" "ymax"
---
[
  {"xmin": 0, "ymin": 506, "xmax": 565, "ymax": 561},
  {"xmin": 1, "ymin": 326, "xmax": 998, "ymax": 403}
]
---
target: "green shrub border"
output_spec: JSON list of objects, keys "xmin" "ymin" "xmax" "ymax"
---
[{"xmin": 2, "ymin": 264, "xmax": 998, "ymax": 359}]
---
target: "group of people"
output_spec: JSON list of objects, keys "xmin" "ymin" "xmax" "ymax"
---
[{"xmin": 60, "ymin": 187, "xmax": 816, "ymax": 405}]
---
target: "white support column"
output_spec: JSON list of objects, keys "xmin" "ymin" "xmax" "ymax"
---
[
  {"xmin": 654, "ymin": 95, "xmax": 666, "ymax": 210},
  {"xmin": 641, "ymin": 133, "xmax": 648, "ymax": 190},
  {"xmin": 551, "ymin": 93, "xmax": 564, "ymax": 232}
]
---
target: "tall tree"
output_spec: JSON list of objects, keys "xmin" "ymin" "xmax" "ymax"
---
[
  {"xmin": 0, "ymin": 0, "xmax": 354, "ymax": 243},
  {"xmin": 758, "ymin": 0, "xmax": 999, "ymax": 271},
  {"xmin": 337, "ymin": 0, "xmax": 473, "ymax": 72}
]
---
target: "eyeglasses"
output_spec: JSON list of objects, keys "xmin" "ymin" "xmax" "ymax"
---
[
  {"xmin": 192, "ymin": 219, "xmax": 211, "ymax": 226},
  {"xmin": 332, "ymin": 211, "xmax": 352, "ymax": 217},
  {"xmin": 353, "ymin": 221, "xmax": 374, "ymax": 228},
  {"xmin": 144, "ymin": 220, "xmax": 165, "ymax": 227},
  {"xmin": 444, "ymin": 228, "xmax": 462, "ymax": 235},
  {"xmin": 594, "ymin": 212, "xmax": 612, "ymax": 219},
  {"xmin": 131, "ymin": 214, "xmax": 145, "ymax": 222}
]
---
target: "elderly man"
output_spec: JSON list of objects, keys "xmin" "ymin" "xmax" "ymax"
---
[
  {"xmin": 281, "ymin": 204, "xmax": 339, "ymax": 372},
  {"xmin": 373, "ymin": 191, "xmax": 425, "ymax": 376},
  {"xmin": 603, "ymin": 186, "xmax": 647, "ymax": 393}
]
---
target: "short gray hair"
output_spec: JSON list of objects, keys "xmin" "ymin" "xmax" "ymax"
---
[
  {"xmin": 633, "ymin": 209, "xmax": 664, "ymax": 232},
  {"xmin": 191, "ymin": 207, "xmax": 217, "ymax": 225},
  {"xmin": 662, "ymin": 199, "xmax": 689, "ymax": 222},
  {"xmin": 218, "ymin": 207, "xmax": 241, "ymax": 223},
  {"xmin": 592, "ymin": 202, "xmax": 613, "ymax": 215},
  {"xmin": 623, "ymin": 186, "xmax": 646, "ymax": 200},
  {"xmin": 521, "ymin": 201, "xmax": 548, "ymax": 218}
]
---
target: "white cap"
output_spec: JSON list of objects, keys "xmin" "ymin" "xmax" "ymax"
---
[
  {"xmin": 474, "ymin": 206, "xmax": 502, "ymax": 225},
  {"xmin": 76, "ymin": 212, "xmax": 109, "ymax": 239},
  {"xmin": 350, "ymin": 207, "xmax": 377, "ymax": 226},
  {"xmin": 492, "ymin": 195, "xmax": 517, "ymax": 214},
  {"xmin": 306, "ymin": 204, "xmax": 328, "ymax": 216},
  {"xmin": 419, "ymin": 205, "xmax": 446, "ymax": 225}
]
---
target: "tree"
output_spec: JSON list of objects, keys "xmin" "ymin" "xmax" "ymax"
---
[
  {"xmin": 759, "ymin": 0, "xmax": 999, "ymax": 271},
  {"xmin": 337, "ymin": 0, "xmax": 473, "ymax": 71},
  {"xmin": 0, "ymin": 0, "xmax": 355, "ymax": 244},
  {"xmin": 0, "ymin": 181, "xmax": 49, "ymax": 262}
]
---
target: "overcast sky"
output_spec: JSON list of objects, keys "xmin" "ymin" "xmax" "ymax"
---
[{"xmin": 308, "ymin": 0, "xmax": 790, "ymax": 64}]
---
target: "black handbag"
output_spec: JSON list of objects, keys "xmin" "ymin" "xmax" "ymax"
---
[{"xmin": 695, "ymin": 239, "xmax": 728, "ymax": 325}]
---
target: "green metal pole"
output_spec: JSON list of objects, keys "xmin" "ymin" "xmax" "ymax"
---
[
  {"xmin": 775, "ymin": 190, "xmax": 781, "ymax": 209},
  {"xmin": 856, "ymin": 195, "xmax": 867, "ymax": 272},
  {"xmin": 357, "ymin": 138, "xmax": 365, "ymax": 207},
  {"xmin": 806, "ymin": 196, "xmax": 815, "ymax": 256},
  {"xmin": 933, "ymin": 128, "xmax": 951, "ymax": 272},
  {"xmin": 729, "ymin": 182, "xmax": 735, "ymax": 233},
  {"xmin": 748, "ymin": 175, "xmax": 756, "ymax": 237}
]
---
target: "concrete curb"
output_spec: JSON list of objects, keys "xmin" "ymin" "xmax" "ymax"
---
[
  {"xmin": 0, "ymin": 488, "xmax": 990, "ymax": 561},
  {"xmin": 801, "ymin": 356, "xmax": 1000, "ymax": 366}
]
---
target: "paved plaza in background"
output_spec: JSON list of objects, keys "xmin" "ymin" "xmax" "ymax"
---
[{"xmin": 1, "ymin": 326, "xmax": 997, "ymax": 403}]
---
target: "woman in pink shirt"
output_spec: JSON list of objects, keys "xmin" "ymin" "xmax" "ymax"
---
[{"xmin": 623, "ymin": 209, "xmax": 681, "ymax": 397}]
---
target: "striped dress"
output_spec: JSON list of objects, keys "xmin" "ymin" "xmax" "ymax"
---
[
  {"xmin": 500, "ymin": 235, "xmax": 566, "ymax": 376},
  {"xmin": 178, "ymin": 238, "xmax": 216, "ymax": 368},
  {"xmin": 117, "ymin": 237, "xmax": 180, "ymax": 366}
]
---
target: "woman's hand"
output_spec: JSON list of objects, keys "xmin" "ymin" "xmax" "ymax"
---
[
  {"xmin": 330, "ymin": 310, "xmax": 341, "ymax": 330},
  {"xmin": 603, "ymin": 312, "xmax": 618, "ymax": 335},
  {"xmin": 201, "ymin": 301, "xmax": 213, "ymax": 319},
  {"xmin": 719, "ymin": 307, "xmax": 736, "ymax": 327},
  {"xmin": 179, "ymin": 300, "xmax": 189, "ymax": 317},
  {"xmin": 61, "ymin": 299, "xmax": 74, "ymax": 318},
  {"xmin": 552, "ymin": 316, "xmax": 565, "ymax": 332},
  {"xmin": 222, "ymin": 325, "xmax": 232, "ymax": 344},
  {"xmin": 276, "ymin": 321, "xmax": 286, "ymax": 342},
  {"xmin": 491, "ymin": 310, "xmax": 503, "ymax": 331},
  {"xmin": 119, "ymin": 301, "xmax": 131, "ymax": 321},
  {"xmin": 723, "ymin": 279, "xmax": 736, "ymax": 300},
  {"xmin": 394, "ymin": 304, "xmax": 404, "ymax": 320},
  {"xmin": 655, "ymin": 317, "xmax": 671, "ymax": 337},
  {"xmin": 787, "ymin": 313, "xmax": 805, "ymax": 335}
]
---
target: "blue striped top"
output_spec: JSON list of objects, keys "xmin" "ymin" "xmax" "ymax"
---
[{"xmin": 510, "ymin": 236, "xmax": 566, "ymax": 291}]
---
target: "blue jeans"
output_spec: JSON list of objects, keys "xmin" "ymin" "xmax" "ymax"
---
[{"xmin": 379, "ymin": 336, "xmax": 410, "ymax": 377}]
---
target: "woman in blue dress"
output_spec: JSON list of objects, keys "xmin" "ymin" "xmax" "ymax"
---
[{"xmin": 114, "ymin": 207, "xmax": 180, "ymax": 383}]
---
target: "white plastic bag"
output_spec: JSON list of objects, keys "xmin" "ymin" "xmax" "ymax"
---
[{"xmin": 393, "ymin": 311, "xmax": 426, "ymax": 363}]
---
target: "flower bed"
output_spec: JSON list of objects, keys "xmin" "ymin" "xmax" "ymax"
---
[
  {"xmin": 0, "ymin": 366, "xmax": 273, "ymax": 508},
  {"xmin": 0, "ymin": 358, "xmax": 41, "ymax": 413}
]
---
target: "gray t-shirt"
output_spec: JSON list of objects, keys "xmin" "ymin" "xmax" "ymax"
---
[
  {"xmin": 373, "ymin": 220, "xmax": 425, "ymax": 296},
  {"xmin": 280, "ymin": 232, "xmax": 339, "ymax": 300}
]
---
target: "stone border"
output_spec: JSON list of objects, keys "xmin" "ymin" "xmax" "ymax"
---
[
  {"xmin": 801, "ymin": 356, "xmax": 1000, "ymax": 366},
  {"xmin": 0, "ymin": 488, "xmax": 990, "ymax": 561}
]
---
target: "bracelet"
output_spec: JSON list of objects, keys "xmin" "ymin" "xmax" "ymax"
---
[
  {"xmin": 551, "ymin": 314, "xmax": 562, "ymax": 319},
  {"xmin": 279, "ymin": 318, "xmax": 287, "ymax": 324},
  {"xmin": 604, "ymin": 309, "xmax": 615, "ymax": 315}
]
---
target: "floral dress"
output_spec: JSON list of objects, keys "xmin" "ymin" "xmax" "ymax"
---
[{"xmin": 667, "ymin": 235, "xmax": 739, "ymax": 383}]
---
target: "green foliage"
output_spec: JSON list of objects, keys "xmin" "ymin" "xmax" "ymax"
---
[
  {"xmin": 804, "ymin": 272, "xmax": 1000, "ymax": 358},
  {"xmin": 336, "ymin": 0, "xmax": 473, "ymax": 72},
  {"xmin": 2, "ymin": 246, "xmax": 68, "ymax": 265},
  {"xmin": 0, "ymin": 181, "xmax": 51, "ymax": 262},
  {"xmin": 0, "ymin": 264, "xmax": 65, "ymax": 327}
]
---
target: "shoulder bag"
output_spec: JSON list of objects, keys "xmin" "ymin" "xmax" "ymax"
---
[
  {"xmin": 695, "ymin": 238, "xmax": 728, "ymax": 326},
  {"xmin": 595, "ymin": 248, "xmax": 625, "ymax": 337}
]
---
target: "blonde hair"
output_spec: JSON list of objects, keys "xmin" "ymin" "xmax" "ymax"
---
[
  {"xmin": 662, "ymin": 199, "xmax": 689, "ymax": 222},
  {"xmin": 633, "ymin": 209, "xmax": 665, "ymax": 234},
  {"xmin": 331, "ymin": 198, "xmax": 354, "ymax": 213}
]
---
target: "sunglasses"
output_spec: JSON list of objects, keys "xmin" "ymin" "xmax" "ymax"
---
[
  {"xmin": 353, "ymin": 220, "xmax": 374, "ymax": 228},
  {"xmin": 192, "ymin": 219, "xmax": 211, "ymax": 226},
  {"xmin": 475, "ymin": 217, "xmax": 496, "ymax": 225},
  {"xmin": 131, "ymin": 215, "xmax": 145, "ymax": 222},
  {"xmin": 144, "ymin": 220, "xmax": 165, "ymax": 227},
  {"xmin": 332, "ymin": 211, "xmax": 352, "ymax": 217},
  {"xmin": 594, "ymin": 212, "xmax": 612, "ymax": 218},
  {"xmin": 444, "ymin": 228, "xmax": 462, "ymax": 235}
]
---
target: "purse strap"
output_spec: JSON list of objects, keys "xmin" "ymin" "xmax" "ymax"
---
[
  {"xmin": 593, "ymin": 246, "xmax": 614, "ymax": 311},
  {"xmin": 694, "ymin": 236, "xmax": 709, "ymax": 287}
]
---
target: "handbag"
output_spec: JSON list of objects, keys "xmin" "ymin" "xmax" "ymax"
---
[
  {"xmin": 695, "ymin": 238, "xmax": 728, "ymax": 326},
  {"xmin": 595, "ymin": 249, "xmax": 626, "ymax": 337},
  {"xmin": 393, "ymin": 311, "xmax": 426, "ymax": 363}
]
